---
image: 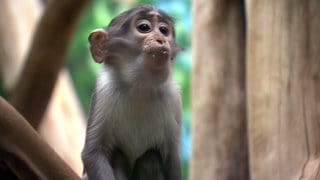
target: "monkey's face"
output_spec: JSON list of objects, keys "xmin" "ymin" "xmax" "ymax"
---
[
  {"xmin": 89, "ymin": 6, "xmax": 181, "ymax": 68},
  {"xmin": 89, "ymin": 6, "xmax": 181, "ymax": 86},
  {"xmin": 132, "ymin": 11, "xmax": 175, "ymax": 70}
]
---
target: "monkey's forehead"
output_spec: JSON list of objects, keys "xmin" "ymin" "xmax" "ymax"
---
[
  {"xmin": 134, "ymin": 8, "xmax": 173, "ymax": 23},
  {"xmin": 108, "ymin": 5, "xmax": 174, "ymax": 27},
  {"xmin": 129, "ymin": 5, "xmax": 173, "ymax": 21}
]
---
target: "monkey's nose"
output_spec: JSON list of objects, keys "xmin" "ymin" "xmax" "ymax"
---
[{"xmin": 156, "ymin": 39, "xmax": 164, "ymax": 45}]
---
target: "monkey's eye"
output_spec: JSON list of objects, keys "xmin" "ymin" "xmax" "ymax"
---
[
  {"xmin": 136, "ymin": 21, "xmax": 152, "ymax": 33},
  {"xmin": 159, "ymin": 26, "xmax": 169, "ymax": 36}
]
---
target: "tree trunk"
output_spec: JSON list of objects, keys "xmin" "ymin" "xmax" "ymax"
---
[
  {"xmin": 246, "ymin": 1, "xmax": 320, "ymax": 179},
  {"xmin": 190, "ymin": 0, "xmax": 248, "ymax": 179}
]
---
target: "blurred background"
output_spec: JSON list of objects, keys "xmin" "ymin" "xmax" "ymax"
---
[
  {"xmin": 1, "ymin": 0, "xmax": 319, "ymax": 180},
  {"xmin": 0, "ymin": 0, "xmax": 192, "ymax": 179}
]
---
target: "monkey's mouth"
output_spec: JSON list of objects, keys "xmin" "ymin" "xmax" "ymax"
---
[
  {"xmin": 145, "ymin": 46, "xmax": 170, "ymax": 58},
  {"xmin": 149, "ymin": 49, "xmax": 169, "ymax": 60},
  {"xmin": 145, "ymin": 47, "xmax": 170, "ymax": 69}
]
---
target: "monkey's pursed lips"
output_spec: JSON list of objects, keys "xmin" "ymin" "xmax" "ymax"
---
[
  {"xmin": 145, "ymin": 47, "xmax": 170, "ymax": 59},
  {"xmin": 144, "ymin": 47, "xmax": 170, "ymax": 70}
]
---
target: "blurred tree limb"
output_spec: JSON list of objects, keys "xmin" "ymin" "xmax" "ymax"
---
[
  {"xmin": 0, "ymin": 0, "xmax": 41, "ymax": 92},
  {"xmin": 9, "ymin": 0, "xmax": 90, "ymax": 128},
  {"xmin": 0, "ymin": 0, "xmax": 89, "ymax": 178},
  {"xmin": 0, "ymin": 97, "xmax": 80, "ymax": 179}
]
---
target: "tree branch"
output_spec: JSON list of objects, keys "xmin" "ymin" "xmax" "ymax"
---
[
  {"xmin": 0, "ymin": 97, "xmax": 79, "ymax": 179},
  {"xmin": 9, "ymin": 0, "xmax": 90, "ymax": 128}
]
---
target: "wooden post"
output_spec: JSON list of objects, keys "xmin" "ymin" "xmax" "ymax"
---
[
  {"xmin": 246, "ymin": 1, "xmax": 320, "ymax": 179},
  {"xmin": 190, "ymin": 0, "xmax": 248, "ymax": 179}
]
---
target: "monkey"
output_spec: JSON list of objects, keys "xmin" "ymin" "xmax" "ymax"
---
[{"xmin": 81, "ymin": 5, "xmax": 182, "ymax": 180}]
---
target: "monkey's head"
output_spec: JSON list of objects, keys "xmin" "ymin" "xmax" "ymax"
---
[{"xmin": 89, "ymin": 5, "xmax": 182, "ymax": 85}]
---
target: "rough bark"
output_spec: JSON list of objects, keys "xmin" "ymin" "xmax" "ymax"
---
[
  {"xmin": 9, "ymin": 0, "xmax": 90, "ymax": 128},
  {"xmin": 246, "ymin": 1, "xmax": 320, "ymax": 179},
  {"xmin": 190, "ymin": 0, "xmax": 248, "ymax": 179},
  {"xmin": 0, "ymin": 98, "xmax": 80, "ymax": 179}
]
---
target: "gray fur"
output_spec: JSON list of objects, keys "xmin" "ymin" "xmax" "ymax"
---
[
  {"xmin": 82, "ymin": 5, "xmax": 182, "ymax": 180},
  {"xmin": 96, "ymin": 67, "xmax": 180, "ymax": 165},
  {"xmin": 82, "ymin": 66, "xmax": 181, "ymax": 180}
]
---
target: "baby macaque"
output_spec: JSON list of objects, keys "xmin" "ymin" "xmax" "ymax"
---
[{"xmin": 82, "ymin": 5, "xmax": 182, "ymax": 180}]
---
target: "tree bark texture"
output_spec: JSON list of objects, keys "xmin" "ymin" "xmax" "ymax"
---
[
  {"xmin": 246, "ymin": 1, "xmax": 320, "ymax": 179},
  {"xmin": 9, "ymin": 0, "xmax": 89, "ymax": 128},
  {"xmin": 190, "ymin": 0, "xmax": 248, "ymax": 179}
]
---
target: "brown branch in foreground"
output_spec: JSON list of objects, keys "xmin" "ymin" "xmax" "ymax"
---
[
  {"xmin": 9, "ymin": 0, "xmax": 90, "ymax": 128},
  {"xmin": 0, "ymin": 97, "xmax": 79, "ymax": 179}
]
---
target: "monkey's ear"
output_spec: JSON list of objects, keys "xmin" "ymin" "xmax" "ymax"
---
[{"xmin": 89, "ymin": 28, "xmax": 108, "ymax": 63}]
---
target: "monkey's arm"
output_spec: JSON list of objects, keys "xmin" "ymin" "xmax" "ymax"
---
[
  {"xmin": 82, "ymin": 145, "xmax": 114, "ymax": 180},
  {"xmin": 82, "ymin": 126, "xmax": 115, "ymax": 180},
  {"xmin": 165, "ymin": 96, "xmax": 182, "ymax": 180},
  {"xmin": 81, "ymin": 93, "xmax": 115, "ymax": 180},
  {"xmin": 165, "ymin": 147, "xmax": 182, "ymax": 180}
]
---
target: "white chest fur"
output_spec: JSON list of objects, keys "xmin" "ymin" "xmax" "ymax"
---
[
  {"xmin": 113, "ymin": 98, "xmax": 177, "ymax": 165},
  {"xmin": 96, "ymin": 70, "xmax": 181, "ymax": 165}
]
